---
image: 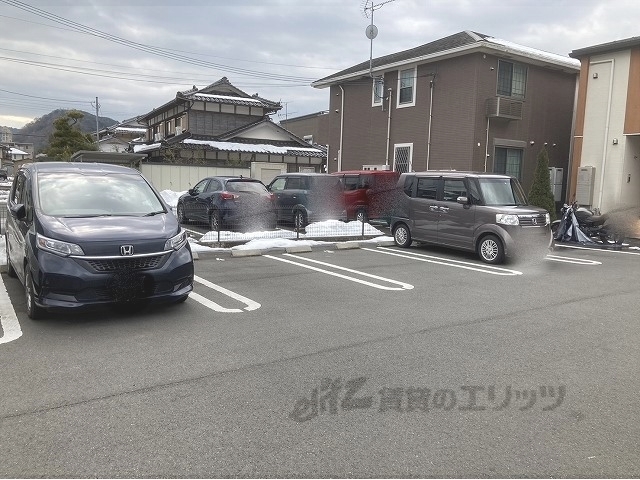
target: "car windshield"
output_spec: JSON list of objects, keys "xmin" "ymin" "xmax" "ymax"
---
[
  {"xmin": 477, "ymin": 177, "xmax": 528, "ymax": 206},
  {"xmin": 226, "ymin": 180, "xmax": 268, "ymax": 194},
  {"xmin": 37, "ymin": 172, "xmax": 166, "ymax": 217}
]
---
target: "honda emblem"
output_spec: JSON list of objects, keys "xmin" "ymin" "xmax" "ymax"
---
[{"xmin": 120, "ymin": 245, "xmax": 134, "ymax": 256}]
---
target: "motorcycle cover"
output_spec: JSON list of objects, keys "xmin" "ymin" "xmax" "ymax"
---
[{"xmin": 553, "ymin": 206, "xmax": 597, "ymax": 244}]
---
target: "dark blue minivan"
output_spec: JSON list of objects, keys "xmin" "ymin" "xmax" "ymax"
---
[{"xmin": 4, "ymin": 162, "xmax": 194, "ymax": 319}]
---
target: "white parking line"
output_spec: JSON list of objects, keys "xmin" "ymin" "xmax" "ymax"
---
[
  {"xmin": 555, "ymin": 243, "xmax": 640, "ymax": 255},
  {"xmin": 365, "ymin": 247, "xmax": 523, "ymax": 276},
  {"xmin": 190, "ymin": 275, "xmax": 261, "ymax": 313},
  {"xmin": 264, "ymin": 254, "xmax": 414, "ymax": 291},
  {"xmin": 546, "ymin": 254, "xmax": 602, "ymax": 265},
  {"xmin": 0, "ymin": 277, "xmax": 21, "ymax": 345}
]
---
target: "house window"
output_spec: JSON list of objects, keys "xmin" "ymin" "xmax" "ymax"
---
[
  {"xmin": 497, "ymin": 60, "xmax": 527, "ymax": 99},
  {"xmin": 494, "ymin": 147, "xmax": 523, "ymax": 180},
  {"xmin": 393, "ymin": 143, "xmax": 413, "ymax": 173},
  {"xmin": 398, "ymin": 67, "xmax": 416, "ymax": 107},
  {"xmin": 372, "ymin": 76, "xmax": 384, "ymax": 106}
]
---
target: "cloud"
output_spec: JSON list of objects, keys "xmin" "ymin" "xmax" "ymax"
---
[{"xmin": 1, "ymin": 0, "xmax": 638, "ymax": 129}]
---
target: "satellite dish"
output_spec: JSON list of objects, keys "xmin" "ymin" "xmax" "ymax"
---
[{"xmin": 365, "ymin": 24, "xmax": 378, "ymax": 39}]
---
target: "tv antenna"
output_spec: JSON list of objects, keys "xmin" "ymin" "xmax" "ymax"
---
[{"xmin": 361, "ymin": 0, "xmax": 396, "ymax": 77}]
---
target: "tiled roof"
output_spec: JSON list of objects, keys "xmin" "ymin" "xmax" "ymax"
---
[
  {"xmin": 313, "ymin": 30, "xmax": 578, "ymax": 87},
  {"xmin": 184, "ymin": 92, "xmax": 280, "ymax": 109},
  {"xmin": 133, "ymin": 139, "xmax": 325, "ymax": 158}
]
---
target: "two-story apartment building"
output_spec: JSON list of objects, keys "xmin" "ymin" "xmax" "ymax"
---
[
  {"xmin": 568, "ymin": 36, "xmax": 640, "ymax": 213},
  {"xmin": 312, "ymin": 30, "xmax": 580, "ymax": 196},
  {"xmin": 133, "ymin": 77, "xmax": 327, "ymax": 190}
]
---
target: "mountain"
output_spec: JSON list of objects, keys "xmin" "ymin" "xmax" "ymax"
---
[{"xmin": 10, "ymin": 109, "xmax": 119, "ymax": 153}]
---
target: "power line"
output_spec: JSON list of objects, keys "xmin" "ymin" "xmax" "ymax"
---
[
  {"xmin": 0, "ymin": 0, "xmax": 319, "ymax": 83},
  {"xmin": 0, "ymin": 14, "xmax": 337, "ymax": 72},
  {"xmin": 0, "ymin": 87, "xmax": 89, "ymax": 104}
]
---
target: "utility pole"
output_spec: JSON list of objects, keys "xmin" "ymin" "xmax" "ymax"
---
[{"xmin": 91, "ymin": 96, "xmax": 100, "ymax": 145}]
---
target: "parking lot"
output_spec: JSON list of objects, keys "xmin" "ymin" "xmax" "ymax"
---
[{"xmin": 1, "ymin": 242, "xmax": 639, "ymax": 477}]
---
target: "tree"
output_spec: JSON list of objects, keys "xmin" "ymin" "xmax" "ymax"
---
[
  {"xmin": 528, "ymin": 147, "xmax": 557, "ymax": 221},
  {"xmin": 44, "ymin": 110, "xmax": 98, "ymax": 160}
]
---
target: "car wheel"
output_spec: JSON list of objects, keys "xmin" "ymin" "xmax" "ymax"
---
[
  {"xmin": 176, "ymin": 294, "xmax": 189, "ymax": 304},
  {"xmin": 25, "ymin": 267, "xmax": 43, "ymax": 320},
  {"xmin": 393, "ymin": 223, "xmax": 412, "ymax": 248},
  {"xmin": 293, "ymin": 210, "xmax": 307, "ymax": 229},
  {"xmin": 356, "ymin": 208, "xmax": 368, "ymax": 223},
  {"xmin": 177, "ymin": 203, "xmax": 188, "ymax": 224},
  {"xmin": 5, "ymin": 235, "xmax": 16, "ymax": 278},
  {"xmin": 478, "ymin": 234, "xmax": 505, "ymax": 264},
  {"xmin": 209, "ymin": 209, "xmax": 221, "ymax": 231}
]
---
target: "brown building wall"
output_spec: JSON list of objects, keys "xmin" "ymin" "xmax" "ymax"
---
[
  {"xmin": 624, "ymin": 47, "xmax": 640, "ymax": 134},
  {"xmin": 280, "ymin": 113, "xmax": 331, "ymax": 146},
  {"xmin": 323, "ymin": 52, "xmax": 577, "ymax": 194}
]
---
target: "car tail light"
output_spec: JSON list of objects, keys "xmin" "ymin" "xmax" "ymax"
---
[{"xmin": 220, "ymin": 191, "xmax": 239, "ymax": 200}]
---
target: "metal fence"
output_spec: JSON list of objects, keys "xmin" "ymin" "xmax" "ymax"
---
[{"xmin": 176, "ymin": 205, "xmax": 391, "ymax": 247}]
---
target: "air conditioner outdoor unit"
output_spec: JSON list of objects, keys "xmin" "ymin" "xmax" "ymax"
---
[
  {"xmin": 486, "ymin": 97, "xmax": 523, "ymax": 120},
  {"xmin": 175, "ymin": 126, "xmax": 182, "ymax": 135},
  {"xmin": 362, "ymin": 164, "xmax": 391, "ymax": 171}
]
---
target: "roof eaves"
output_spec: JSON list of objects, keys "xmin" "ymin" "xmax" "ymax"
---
[
  {"xmin": 312, "ymin": 39, "xmax": 579, "ymax": 88},
  {"xmin": 570, "ymin": 36, "xmax": 640, "ymax": 58},
  {"xmin": 312, "ymin": 42, "xmax": 482, "ymax": 88}
]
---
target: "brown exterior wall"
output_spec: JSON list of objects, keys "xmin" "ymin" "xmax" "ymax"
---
[
  {"xmin": 624, "ymin": 47, "xmax": 640, "ymax": 134},
  {"xmin": 569, "ymin": 58, "xmax": 591, "ymax": 202},
  {"xmin": 321, "ymin": 52, "xmax": 577, "ymax": 196},
  {"xmin": 280, "ymin": 113, "xmax": 331, "ymax": 146}
]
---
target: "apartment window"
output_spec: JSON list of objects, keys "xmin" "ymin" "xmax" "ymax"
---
[
  {"xmin": 497, "ymin": 60, "xmax": 527, "ymax": 99},
  {"xmin": 372, "ymin": 76, "xmax": 384, "ymax": 106},
  {"xmin": 393, "ymin": 143, "xmax": 413, "ymax": 173},
  {"xmin": 398, "ymin": 67, "xmax": 416, "ymax": 107},
  {"xmin": 494, "ymin": 147, "xmax": 523, "ymax": 180}
]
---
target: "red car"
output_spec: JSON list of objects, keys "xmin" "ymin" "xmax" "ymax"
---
[{"xmin": 332, "ymin": 170, "xmax": 400, "ymax": 222}]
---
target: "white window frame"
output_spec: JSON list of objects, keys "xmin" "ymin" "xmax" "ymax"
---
[
  {"xmin": 372, "ymin": 76, "xmax": 384, "ymax": 107},
  {"xmin": 393, "ymin": 143, "xmax": 413, "ymax": 173},
  {"xmin": 497, "ymin": 60, "xmax": 527, "ymax": 99},
  {"xmin": 397, "ymin": 66, "xmax": 416, "ymax": 108}
]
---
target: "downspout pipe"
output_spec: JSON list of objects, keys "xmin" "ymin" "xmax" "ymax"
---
[
  {"xmin": 338, "ymin": 85, "xmax": 345, "ymax": 172},
  {"xmin": 485, "ymin": 116, "xmax": 490, "ymax": 172},
  {"xmin": 386, "ymin": 88, "xmax": 392, "ymax": 166},
  {"xmin": 426, "ymin": 79, "xmax": 434, "ymax": 171}
]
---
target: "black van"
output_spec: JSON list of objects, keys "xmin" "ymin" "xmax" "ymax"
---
[{"xmin": 390, "ymin": 171, "xmax": 551, "ymax": 264}]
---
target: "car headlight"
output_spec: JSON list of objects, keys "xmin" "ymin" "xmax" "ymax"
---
[
  {"xmin": 165, "ymin": 229, "xmax": 188, "ymax": 251},
  {"xmin": 36, "ymin": 233, "xmax": 85, "ymax": 257},
  {"xmin": 496, "ymin": 214, "xmax": 520, "ymax": 226},
  {"xmin": 545, "ymin": 213, "xmax": 551, "ymax": 225}
]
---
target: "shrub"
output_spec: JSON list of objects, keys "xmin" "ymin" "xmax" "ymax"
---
[{"xmin": 528, "ymin": 148, "xmax": 557, "ymax": 221}]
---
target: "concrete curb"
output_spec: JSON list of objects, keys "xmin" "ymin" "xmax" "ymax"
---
[{"xmin": 192, "ymin": 237, "xmax": 395, "ymax": 261}]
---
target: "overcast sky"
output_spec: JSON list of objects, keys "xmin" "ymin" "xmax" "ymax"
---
[{"xmin": 1, "ymin": 0, "xmax": 639, "ymax": 130}]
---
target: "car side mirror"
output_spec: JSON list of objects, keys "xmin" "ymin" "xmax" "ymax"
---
[
  {"xmin": 10, "ymin": 203, "xmax": 26, "ymax": 221},
  {"xmin": 188, "ymin": 188, "xmax": 196, "ymax": 195},
  {"xmin": 457, "ymin": 196, "xmax": 469, "ymax": 205}
]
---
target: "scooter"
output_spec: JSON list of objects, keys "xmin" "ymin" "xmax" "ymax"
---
[{"xmin": 552, "ymin": 202, "xmax": 623, "ymax": 244}]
